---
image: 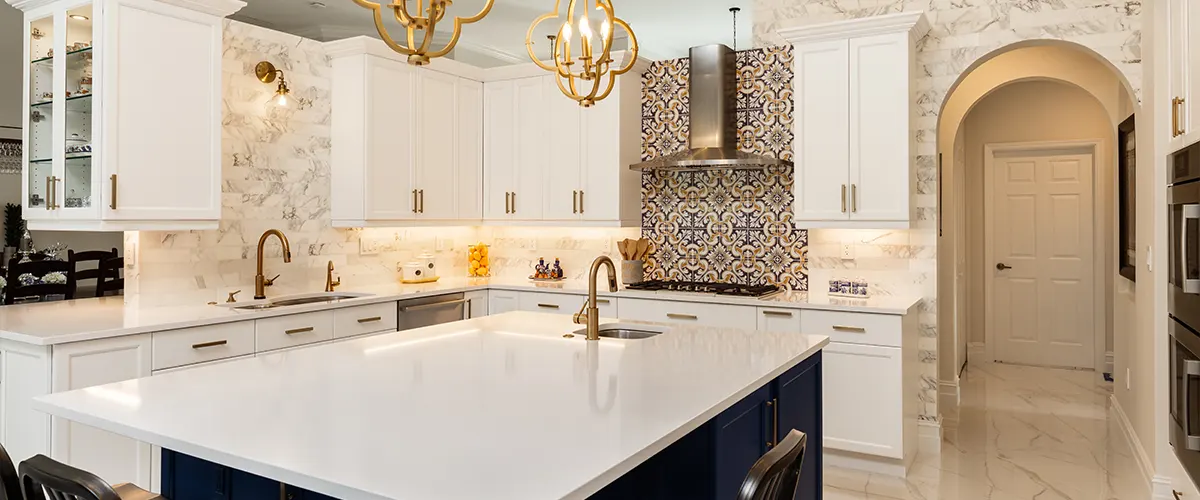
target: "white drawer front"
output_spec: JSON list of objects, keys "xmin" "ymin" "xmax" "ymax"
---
[
  {"xmin": 756, "ymin": 307, "xmax": 801, "ymax": 333},
  {"xmin": 800, "ymin": 309, "xmax": 902, "ymax": 347},
  {"xmin": 256, "ymin": 311, "xmax": 335, "ymax": 353},
  {"xmin": 488, "ymin": 290, "xmax": 519, "ymax": 315},
  {"xmin": 616, "ymin": 298, "xmax": 756, "ymax": 329},
  {"xmin": 518, "ymin": 292, "xmax": 584, "ymax": 314},
  {"xmin": 333, "ymin": 302, "xmax": 398, "ymax": 339},
  {"xmin": 152, "ymin": 321, "xmax": 255, "ymax": 371},
  {"xmin": 823, "ymin": 342, "xmax": 903, "ymax": 458}
]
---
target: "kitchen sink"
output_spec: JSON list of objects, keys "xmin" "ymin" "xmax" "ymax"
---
[
  {"xmin": 219, "ymin": 292, "xmax": 373, "ymax": 310},
  {"xmin": 572, "ymin": 323, "xmax": 667, "ymax": 340}
]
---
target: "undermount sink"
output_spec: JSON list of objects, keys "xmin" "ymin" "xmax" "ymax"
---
[
  {"xmin": 219, "ymin": 292, "xmax": 373, "ymax": 310},
  {"xmin": 572, "ymin": 323, "xmax": 668, "ymax": 340}
]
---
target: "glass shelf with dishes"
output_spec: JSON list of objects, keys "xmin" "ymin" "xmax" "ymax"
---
[
  {"xmin": 62, "ymin": 3, "xmax": 94, "ymax": 210},
  {"xmin": 26, "ymin": 13, "xmax": 54, "ymax": 213}
]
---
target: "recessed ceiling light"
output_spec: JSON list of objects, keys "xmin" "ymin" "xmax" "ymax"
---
[{"xmin": 69, "ymin": 14, "xmax": 89, "ymax": 21}]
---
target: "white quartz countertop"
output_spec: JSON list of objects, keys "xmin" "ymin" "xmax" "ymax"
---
[
  {"xmin": 34, "ymin": 312, "xmax": 829, "ymax": 500},
  {"xmin": 0, "ymin": 277, "xmax": 919, "ymax": 345}
]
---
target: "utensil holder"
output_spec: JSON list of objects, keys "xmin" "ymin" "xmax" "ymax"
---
[{"xmin": 621, "ymin": 259, "xmax": 644, "ymax": 284}]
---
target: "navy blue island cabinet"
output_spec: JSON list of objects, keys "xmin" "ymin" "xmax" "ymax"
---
[{"xmin": 162, "ymin": 353, "xmax": 822, "ymax": 500}]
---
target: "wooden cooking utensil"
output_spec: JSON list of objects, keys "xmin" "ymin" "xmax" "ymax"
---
[
  {"xmin": 636, "ymin": 239, "xmax": 650, "ymax": 260},
  {"xmin": 618, "ymin": 240, "xmax": 629, "ymax": 260}
]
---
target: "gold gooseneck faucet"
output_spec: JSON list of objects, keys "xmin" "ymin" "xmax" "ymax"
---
[
  {"xmin": 574, "ymin": 256, "xmax": 618, "ymax": 341},
  {"xmin": 254, "ymin": 229, "xmax": 292, "ymax": 299}
]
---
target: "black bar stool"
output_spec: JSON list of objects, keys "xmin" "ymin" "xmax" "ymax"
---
[
  {"xmin": 0, "ymin": 443, "xmax": 20, "ymax": 500},
  {"xmin": 737, "ymin": 429, "xmax": 808, "ymax": 500},
  {"xmin": 19, "ymin": 454, "xmax": 162, "ymax": 500}
]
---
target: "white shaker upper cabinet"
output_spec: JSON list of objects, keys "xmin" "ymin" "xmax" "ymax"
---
[
  {"xmin": 1168, "ymin": 0, "xmax": 1200, "ymax": 153},
  {"xmin": 326, "ymin": 37, "xmax": 483, "ymax": 227},
  {"xmin": 15, "ymin": 0, "xmax": 242, "ymax": 231},
  {"xmin": 482, "ymin": 53, "xmax": 646, "ymax": 227},
  {"xmin": 780, "ymin": 12, "xmax": 928, "ymax": 229}
]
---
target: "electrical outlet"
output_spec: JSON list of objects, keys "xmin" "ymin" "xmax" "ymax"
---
[
  {"xmin": 1126, "ymin": 368, "xmax": 1131, "ymax": 390},
  {"xmin": 841, "ymin": 244, "xmax": 855, "ymax": 260},
  {"xmin": 1146, "ymin": 245, "xmax": 1153, "ymax": 272}
]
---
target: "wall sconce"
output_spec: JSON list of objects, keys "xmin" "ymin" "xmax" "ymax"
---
[{"xmin": 254, "ymin": 61, "xmax": 290, "ymax": 107}]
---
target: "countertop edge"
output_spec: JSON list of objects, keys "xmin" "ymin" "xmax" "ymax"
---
[{"xmin": 0, "ymin": 281, "xmax": 920, "ymax": 346}]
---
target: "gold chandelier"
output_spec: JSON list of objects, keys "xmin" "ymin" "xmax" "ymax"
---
[
  {"xmin": 353, "ymin": 0, "xmax": 494, "ymax": 66},
  {"xmin": 525, "ymin": 0, "xmax": 638, "ymax": 107}
]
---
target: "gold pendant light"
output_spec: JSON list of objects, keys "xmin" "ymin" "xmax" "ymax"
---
[
  {"xmin": 526, "ymin": 0, "xmax": 638, "ymax": 107},
  {"xmin": 353, "ymin": 0, "xmax": 494, "ymax": 66}
]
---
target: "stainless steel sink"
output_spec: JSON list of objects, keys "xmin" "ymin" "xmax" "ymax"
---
[
  {"xmin": 571, "ymin": 323, "xmax": 668, "ymax": 340},
  {"xmin": 219, "ymin": 292, "xmax": 373, "ymax": 310}
]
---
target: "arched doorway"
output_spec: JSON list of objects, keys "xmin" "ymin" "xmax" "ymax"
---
[{"xmin": 936, "ymin": 40, "xmax": 1139, "ymax": 414}]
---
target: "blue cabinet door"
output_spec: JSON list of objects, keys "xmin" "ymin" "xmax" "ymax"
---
[
  {"xmin": 161, "ymin": 450, "xmax": 228, "ymax": 500},
  {"xmin": 713, "ymin": 384, "xmax": 772, "ymax": 500},
  {"xmin": 774, "ymin": 352, "xmax": 823, "ymax": 499}
]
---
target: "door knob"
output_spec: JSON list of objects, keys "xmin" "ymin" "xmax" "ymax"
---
[{"xmin": 996, "ymin": 263, "xmax": 1012, "ymax": 270}]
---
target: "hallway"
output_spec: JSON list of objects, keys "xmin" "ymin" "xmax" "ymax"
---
[{"xmin": 824, "ymin": 363, "xmax": 1149, "ymax": 499}]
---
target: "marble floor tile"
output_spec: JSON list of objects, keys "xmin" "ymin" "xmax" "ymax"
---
[{"xmin": 824, "ymin": 362, "xmax": 1149, "ymax": 499}]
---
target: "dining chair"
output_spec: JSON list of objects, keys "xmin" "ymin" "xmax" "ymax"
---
[
  {"xmin": 3, "ymin": 257, "xmax": 73, "ymax": 305},
  {"xmin": 737, "ymin": 430, "xmax": 808, "ymax": 500},
  {"xmin": 0, "ymin": 442, "xmax": 20, "ymax": 500},
  {"xmin": 19, "ymin": 454, "xmax": 162, "ymax": 500},
  {"xmin": 95, "ymin": 256, "xmax": 125, "ymax": 297},
  {"xmin": 68, "ymin": 248, "xmax": 118, "ymax": 298}
]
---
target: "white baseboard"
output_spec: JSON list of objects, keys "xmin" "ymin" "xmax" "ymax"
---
[
  {"xmin": 918, "ymin": 420, "xmax": 941, "ymax": 455},
  {"xmin": 1110, "ymin": 394, "xmax": 1155, "ymax": 487},
  {"xmin": 1105, "ymin": 351, "xmax": 1114, "ymax": 374},
  {"xmin": 825, "ymin": 449, "xmax": 909, "ymax": 477},
  {"xmin": 938, "ymin": 380, "xmax": 960, "ymax": 424},
  {"xmin": 1153, "ymin": 475, "xmax": 1175, "ymax": 500}
]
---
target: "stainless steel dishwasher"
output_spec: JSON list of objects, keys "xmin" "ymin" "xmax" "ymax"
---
[{"xmin": 397, "ymin": 293, "xmax": 468, "ymax": 331}]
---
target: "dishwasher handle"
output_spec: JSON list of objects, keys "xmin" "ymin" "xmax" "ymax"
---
[{"xmin": 400, "ymin": 298, "xmax": 469, "ymax": 313}]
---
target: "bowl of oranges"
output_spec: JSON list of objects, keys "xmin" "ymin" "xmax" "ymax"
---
[{"xmin": 468, "ymin": 243, "xmax": 490, "ymax": 277}]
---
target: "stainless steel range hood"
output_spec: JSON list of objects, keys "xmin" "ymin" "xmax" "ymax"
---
[{"xmin": 631, "ymin": 44, "xmax": 792, "ymax": 171}]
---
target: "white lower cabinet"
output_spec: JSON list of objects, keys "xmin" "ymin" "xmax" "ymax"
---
[
  {"xmin": 333, "ymin": 302, "xmax": 399, "ymax": 339},
  {"xmin": 255, "ymin": 311, "xmax": 335, "ymax": 353},
  {"xmin": 152, "ymin": 322, "xmax": 256, "ymax": 371},
  {"xmin": 757, "ymin": 307, "xmax": 801, "ymax": 332},
  {"xmin": 0, "ymin": 340, "xmax": 51, "ymax": 472},
  {"xmin": 465, "ymin": 290, "xmax": 489, "ymax": 318},
  {"xmin": 617, "ymin": 298, "xmax": 757, "ymax": 329},
  {"xmin": 50, "ymin": 334, "xmax": 154, "ymax": 489},
  {"xmin": 517, "ymin": 291, "xmax": 617, "ymax": 317},
  {"xmin": 488, "ymin": 290, "xmax": 520, "ymax": 315},
  {"xmin": 822, "ymin": 342, "xmax": 903, "ymax": 458}
]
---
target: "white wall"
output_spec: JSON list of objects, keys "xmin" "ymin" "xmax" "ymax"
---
[{"xmin": 962, "ymin": 80, "xmax": 1117, "ymax": 352}]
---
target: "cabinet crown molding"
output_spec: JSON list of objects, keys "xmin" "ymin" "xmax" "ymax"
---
[
  {"xmin": 7, "ymin": 0, "xmax": 246, "ymax": 15},
  {"xmin": 323, "ymin": 36, "xmax": 486, "ymax": 81},
  {"xmin": 777, "ymin": 11, "xmax": 930, "ymax": 44}
]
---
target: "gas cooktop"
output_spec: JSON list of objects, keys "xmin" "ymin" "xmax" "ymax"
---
[{"xmin": 624, "ymin": 280, "xmax": 782, "ymax": 298}]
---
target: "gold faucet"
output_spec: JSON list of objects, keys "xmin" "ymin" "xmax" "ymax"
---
[
  {"xmin": 254, "ymin": 229, "xmax": 292, "ymax": 299},
  {"xmin": 325, "ymin": 260, "xmax": 341, "ymax": 292},
  {"xmin": 574, "ymin": 256, "xmax": 618, "ymax": 341}
]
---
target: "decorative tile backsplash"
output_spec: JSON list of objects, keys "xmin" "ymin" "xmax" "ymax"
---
[{"xmin": 639, "ymin": 46, "xmax": 807, "ymax": 290}]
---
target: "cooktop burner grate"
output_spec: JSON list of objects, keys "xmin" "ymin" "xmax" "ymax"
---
[{"xmin": 625, "ymin": 280, "xmax": 781, "ymax": 298}]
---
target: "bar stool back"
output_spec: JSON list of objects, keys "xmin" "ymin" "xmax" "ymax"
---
[
  {"xmin": 737, "ymin": 429, "xmax": 808, "ymax": 500},
  {"xmin": 19, "ymin": 454, "xmax": 162, "ymax": 500},
  {"xmin": 0, "ymin": 443, "xmax": 20, "ymax": 500}
]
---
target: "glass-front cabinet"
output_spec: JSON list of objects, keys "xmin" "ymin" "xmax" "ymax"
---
[{"xmin": 15, "ymin": 0, "xmax": 241, "ymax": 230}]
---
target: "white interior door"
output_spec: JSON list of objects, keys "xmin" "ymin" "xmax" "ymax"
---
[{"xmin": 986, "ymin": 148, "xmax": 1095, "ymax": 369}]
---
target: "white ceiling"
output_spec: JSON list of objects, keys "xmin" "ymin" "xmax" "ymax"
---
[{"xmin": 230, "ymin": 0, "xmax": 754, "ymax": 66}]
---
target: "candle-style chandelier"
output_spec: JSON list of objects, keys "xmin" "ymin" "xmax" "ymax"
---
[
  {"xmin": 353, "ymin": 0, "xmax": 494, "ymax": 66},
  {"xmin": 525, "ymin": 0, "xmax": 639, "ymax": 107}
]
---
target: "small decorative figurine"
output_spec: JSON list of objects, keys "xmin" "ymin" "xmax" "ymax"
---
[{"xmin": 552, "ymin": 258, "xmax": 563, "ymax": 279}]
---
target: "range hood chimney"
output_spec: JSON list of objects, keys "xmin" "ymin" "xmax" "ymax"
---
[{"xmin": 630, "ymin": 44, "xmax": 792, "ymax": 171}]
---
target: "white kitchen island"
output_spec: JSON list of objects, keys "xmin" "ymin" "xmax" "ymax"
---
[{"xmin": 32, "ymin": 311, "xmax": 828, "ymax": 500}]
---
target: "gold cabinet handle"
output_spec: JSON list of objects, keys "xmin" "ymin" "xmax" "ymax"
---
[
  {"xmin": 285, "ymin": 327, "xmax": 315, "ymax": 335},
  {"xmin": 1174, "ymin": 97, "xmax": 1183, "ymax": 137},
  {"xmin": 832, "ymin": 325, "xmax": 867, "ymax": 333},
  {"xmin": 762, "ymin": 310, "xmax": 793, "ymax": 318},
  {"xmin": 851, "ymin": 184, "xmax": 857, "ymax": 212},
  {"xmin": 537, "ymin": 303, "xmax": 560, "ymax": 309},
  {"xmin": 595, "ymin": 298, "xmax": 610, "ymax": 305},
  {"xmin": 45, "ymin": 176, "xmax": 53, "ymax": 210},
  {"xmin": 771, "ymin": 397, "xmax": 779, "ymax": 446},
  {"xmin": 573, "ymin": 190, "xmax": 578, "ymax": 214},
  {"xmin": 578, "ymin": 191, "xmax": 584, "ymax": 213},
  {"xmin": 109, "ymin": 174, "xmax": 117, "ymax": 210},
  {"xmin": 418, "ymin": 189, "xmax": 424, "ymax": 213},
  {"xmin": 841, "ymin": 184, "xmax": 847, "ymax": 213},
  {"xmin": 666, "ymin": 313, "xmax": 698, "ymax": 320},
  {"xmin": 511, "ymin": 191, "xmax": 516, "ymax": 214},
  {"xmin": 192, "ymin": 340, "xmax": 228, "ymax": 349},
  {"xmin": 1182, "ymin": 98, "xmax": 1189, "ymax": 136},
  {"xmin": 52, "ymin": 176, "xmax": 59, "ymax": 209},
  {"xmin": 412, "ymin": 189, "xmax": 418, "ymax": 213},
  {"xmin": 505, "ymin": 192, "xmax": 511, "ymax": 214},
  {"xmin": 357, "ymin": 316, "xmax": 382, "ymax": 323}
]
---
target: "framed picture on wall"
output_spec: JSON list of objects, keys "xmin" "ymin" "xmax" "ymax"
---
[{"xmin": 1118, "ymin": 114, "xmax": 1136, "ymax": 282}]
